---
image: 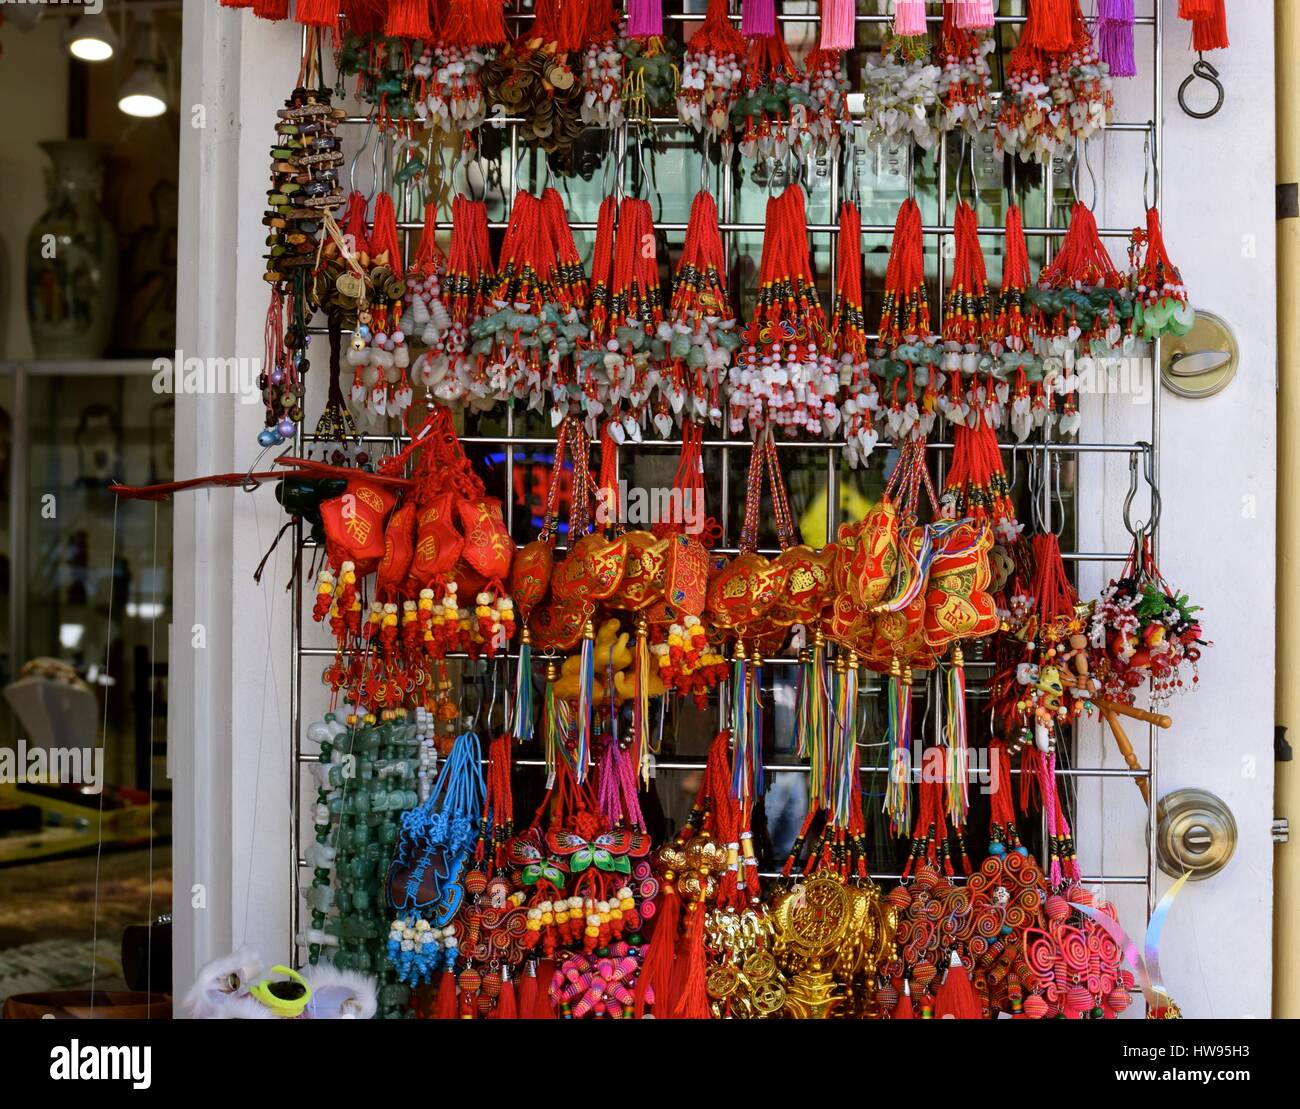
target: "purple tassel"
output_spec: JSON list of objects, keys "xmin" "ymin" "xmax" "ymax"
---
[
  {"xmin": 893, "ymin": 0, "xmax": 927, "ymax": 38},
  {"xmin": 1098, "ymin": 0, "xmax": 1137, "ymax": 78},
  {"xmin": 627, "ymin": 0, "xmax": 663, "ymax": 39},
  {"xmin": 742, "ymin": 0, "xmax": 777, "ymax": 39},
  {"xmin": 819, "ymin": 0, "xmax": 856, "ymax": 50}
]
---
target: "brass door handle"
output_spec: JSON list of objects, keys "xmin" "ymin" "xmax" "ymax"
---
[{"xmin": 1156, "ymin": 788, "xmax": 1238, "ymax": 880}]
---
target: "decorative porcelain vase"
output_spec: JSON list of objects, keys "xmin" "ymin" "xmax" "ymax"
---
[{"xmin": 25, "ymin": 140, "xmax": 118, "ymax": 361}]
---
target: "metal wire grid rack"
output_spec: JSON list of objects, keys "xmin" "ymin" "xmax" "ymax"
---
[{"xmin": 288, "ymin": 1, "xmax": 1167, "ymax": 969}]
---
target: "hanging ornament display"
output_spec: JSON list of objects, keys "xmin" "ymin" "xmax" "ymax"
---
[
  {"xmin": 414, "ymin": 0, "xmax": 508, "ymax": 141},
  {"xmin": 1128, "ymin": 205, "xmax": 1195, "ymax": 339},
  {"xmin": 481, "ymin": 0, "xmax": 588, "ymax": 158},
  {"xmin": 408, "ymin": 193, "xmax": 498, "ymax": 408},
  {"xmin": 937, "ymin": 0, "xmax": 997, "ymax": 136},
  {"xmin": 831, "ymin": 199, "xmax": 879, "ymax": 468},
  {"xmin": 662, "ymin": 190, "xmax": 740, "ymax": 428},
  {"xmin": 183, "ymin": 0, "xmax": 1208, "ymax": 1027},
  {"xmin": 471, "ymin": 187, "xmax": 589, "ymax": 421},
  {"xmin": 1029, "ymin": 201, "xmax": 1128, "ymax": 436},
  {"xmin": 386, "ymin": 730, "xmax": 485, "ymax": 986},
  {"xmin": 735, "ymin": 33, "xmax": 813, "ymax": 162},
  {"xmin": 941, "ymin": 420, "xmax": 1022, "ymax": 545},
  {"xmin": 676, "ymin": 0, "xmax": 747, "ymax": 143},
  {"xmin": 872, "ymin": 197, "xmax": 938, "ymax": 444},
  {"xmin": 730, "ymin": 184, "xmax": 839, "ymax": 438},
  {"xmin": 578, "ymin": 195, "xmax": 668, "ymax": 439},
  {"xmin": 803, "ymin": 46, "xmax": 853, "ymax": 158},
  {"xmin": 621, "ymin": 25, "xmax": 683, "ymax": 124},
  {"xmin": 335, "ymin": 29, "xmax": 424, "ymax": 133},
  {"xmin": 995, "ymin": 0, "xmax": 1115, "ymax": 163},
  {"xmin": 936, "ymin": 198, "xmax": 995, "ymax": 428},
  {"xmin": 259, "ymin": 53, "xmax": 346, "ymax": 448},
  {"xmin": 579, "ymin": 0, "xmax": 624, "ymax": 129},
  {"xmin": 301, "ymin": 710, "xmax": 425, "ymax": 1019},
  {"xmin": 861, "ymin": 11, "xmax": 942, "ymax": 151},
  {"xmin": 1089, "ymin": 533, "xmax": 1206, "ymax": 708}
]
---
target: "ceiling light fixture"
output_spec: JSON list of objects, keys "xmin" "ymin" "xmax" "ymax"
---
[{"xmin": 67, "ymin": 12, "xmax": 118, "ymax": 62}]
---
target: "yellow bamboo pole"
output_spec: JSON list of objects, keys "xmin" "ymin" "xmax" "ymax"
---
[{"xmin": 1276, "ymin": 0, "xmax": 1300, "ymax": 1020}]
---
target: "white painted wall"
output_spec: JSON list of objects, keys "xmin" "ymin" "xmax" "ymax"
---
[
  {"xmin": 173, "ymin": 0, "xmax": 1280, "ymax": 1015},
  {"xmin": 173, "ymin": 0, "xmax": 301, "ymax": 988},
  {"xmin": 1074, "ymin": 0, "xmax": 1277, "ymax": 1018}
]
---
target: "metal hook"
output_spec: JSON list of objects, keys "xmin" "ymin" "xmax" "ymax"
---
[
  {"xmin": 454, "ymin": 153, "xmax": 488, "ymax": 204},
  {"xmin": 1122, "ymin": 442, "xmax": 1162, "ymax": 539},
  {"xmin": 1142, "ymin": 123, "xmax": 1160, "ymax": 211},
  {"xmin": 347, "ymin": 115, "xmax": 375, "ymax": 199},
  {"xmin": 955, "ymin": 133, "xmax": 973, "ymax": 207},
  {"xmin": 1072, "ymin": 138, "xmax": 1098, "ymax": 211},
  {"xmin": 601, "ymin": 129, "xmax": 618, "ymax": 199},
  {"xmin": 514, "ymin": 148, "xmax": 552, "ymax": 197},
  {"xmin": 1179, "ymin": 54, "xmax": 1225, "ymax": 120},
  {"xmin": 844, "ymin": 124, "xmax": 863, "ymax": 209},
  {"xmin": 1028, "ymin": 446, "xmax": 1046, "ymax": 534},
  {"xmin": 766, "ymin": 154, "xmax": 788, "ymax": 199},
  {"xmin": 486, "ymin": 661, "xmax": 501, "ymax": 734},
  {"xmin": 1028, "ymin": 446, "xmax": 1067, "ymax": 537},
  {"xmin": 1049, "ymin": 452, "xmax": 1066, "ymax": 538},
  {"xmin": 630, "ymin": 125, "xmax": 663, "ymax": 222},
  {"xmin": 461, "ymin": 663, "xmax": 484, "ymax": 732}
]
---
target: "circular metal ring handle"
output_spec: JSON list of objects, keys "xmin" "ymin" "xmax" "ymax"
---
[{"xmin": 1178, "ymin": 56, "xmax": 1226, "ymax": 120}]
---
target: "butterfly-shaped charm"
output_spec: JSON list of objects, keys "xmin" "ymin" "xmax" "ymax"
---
[
  {"xmin": 545, "ymin": 828, "xmax": 651, "ymax": 875},
  {"xmin": 506, "ymin": 833, "xmax": 567, "ymax": 889}
]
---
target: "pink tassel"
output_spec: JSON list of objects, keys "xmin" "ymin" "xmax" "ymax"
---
[
  {"xmin": 1097, "ymin": 0, "xmax": 1137, "ymax": 78},
  {"xmin": 954, "ymin": 0, "xmax": 995, "ymax": 31},
  {"xmin": 893, "ymin": 0, "xmax": 928, "ymax": 38},
  {"xmin": 627, "ymin": 0, "xmax": 663, "ymax": 38},
  {"xmin": 742, "ymin": 0, "xmax": 777, "ymax": 38},
  {"xmin": 819, "ymin": 0, "xmax": 856, "ymax": 50}
]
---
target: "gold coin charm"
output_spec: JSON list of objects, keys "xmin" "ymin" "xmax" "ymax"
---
[
  {"xmin": 743, "ymin": 950, "xmax": 777, "ymax": 983},
  {"xmin": 335, "ymin": 271, "xmax": 364, "ymax": 300},
  {"xmin": 706, "ymin": 962, "xmax": 741, "ymax": 1000}
]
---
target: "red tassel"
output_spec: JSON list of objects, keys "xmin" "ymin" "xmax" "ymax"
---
[
  {"xmin": 342, "ymin": 0, "xmax": 385, "ymax": 36},
  {"xmin": 934, "ymin": 953, "xmax": 984, "ymax": 1018},
  {"xmin": 1191, "ymin": 0, "xmax": 1229, "ymax": 51},
  {"xmin": 671, "ymin": 904, "xmax": 710, "ymax": 1019},
  {"xmin": 1025, "ymin": 0, "xmax": 1075, "ymax": 54},
  {"xmin": 491, "ymin": 974, "xmax": 519, "ymax": 1019},
  {"xmin": 532, "ymin": 960, "xmax": 559, "ymax": 1018},
  {"xmin": 431, "ymin": 970, "xmax": 458, "ymax": 1019},
  {"xmin": 443, "ymin": 0, "xmax": 507, "ymax": 47},
  {"xmin": 1177, "ymin": 0, "xmax": 1215, "ymax": 17},
  {"xmin": 517, "ymin": 963, "xmax": 538, "ymax": 1018},
  {"xmin": 219, "ymin": 0, "xmax": 256, "ymax": 8},
  {"xmin": 633, "ymin": 874, "xmax": 680, "ymax": 1018},
  {"xmin": 894, "ymin": 979, "xmax": 915, "ymax": 1019},
  {"xmin": 295, "ymin": 0, "xmax": 340, "ymax": 30},
  {"xmin": 369, "ymin": 192, "xmax": 405, "ymax": 278},
  {"xmin": 252, "ymin": 0, "xmax": 290, "ymax": 20},
  {"xmin": 384, "ymin": 0, "xmax": 432, "ymax": 39}
]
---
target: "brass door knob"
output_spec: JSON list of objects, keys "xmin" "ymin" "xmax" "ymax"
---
[
  {"xmin": 1156, "ymin": 788, "xmax": 1238, "ymax": 880},
  {"xmin": 1160, "ymin": 310, "xmax": 1238, "ymax": 399}
]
